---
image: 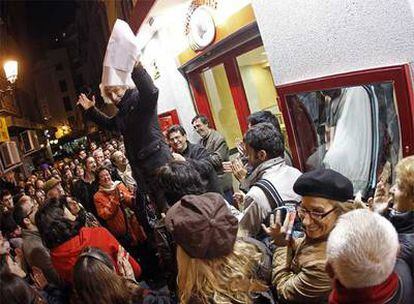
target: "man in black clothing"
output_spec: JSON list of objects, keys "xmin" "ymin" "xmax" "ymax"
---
[
  {"xmin": 78, "ymin": 62, "xmax": 173, "ymax": 289},
  {"xmin": 78, "ymin": 62, "xmax": 172, "ymax": 217},
  {"xmin": 166, "ymin": 125, "xmax": 221, "ymax": 194}
]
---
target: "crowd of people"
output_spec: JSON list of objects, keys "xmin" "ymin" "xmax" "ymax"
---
[
  {"xmin": 1, "ymin": 114, "xmax": 413, "ymax": 303},
  {"xmin": 1, "ymin": 38, "xmax": 413, "ymax": 303}
]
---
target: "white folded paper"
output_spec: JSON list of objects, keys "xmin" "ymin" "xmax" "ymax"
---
[{"xmin": 101, "ymin": 19, "xmax": 139, "ymax": 87}]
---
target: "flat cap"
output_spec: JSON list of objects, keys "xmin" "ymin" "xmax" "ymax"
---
[
  {"xmin": 165, "ymin": 192, "xmax": 238, "ymax": 259},
  {"xmin": 293, "ymin": 169, "xmax": 353, "ymax": 202},
  {"xmin": 43, "ymin": 178, "xmax": 60, "ymax": 194}
]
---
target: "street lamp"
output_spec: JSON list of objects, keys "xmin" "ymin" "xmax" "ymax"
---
[
  {"xmin": 1, "ymin": 60, "xmax": 18, "ymax": 94},
  {"xmin": 3, "ymin": 60, "xmax": 18, "ymax": 84}
]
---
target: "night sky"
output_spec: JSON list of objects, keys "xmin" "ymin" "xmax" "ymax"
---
[{"xmin": 24, "ymin": 0, "xmax": 77, "ymax": 59}]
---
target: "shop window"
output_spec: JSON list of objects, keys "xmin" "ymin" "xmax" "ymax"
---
[
  {"xmin": 59, "ymin": 80, "xmax": 68, "ymax": 93},
  {"xmin": 236, "ymin": 46, "xmax": 288, "ymax": 143},
  {"xmin": 200, "ymin": 64, "xmax": 243, "ymax": 149},
  {"xmin": 285, "ymin": 83, "xmax": 401, "ymax": 196},
  {"xmin": 63, "ymin": 96, "xmax": 73, "ymax": 111},
  {"xmin": 237, "ymin": 46, "xmax": 278, "ymax": 113}
]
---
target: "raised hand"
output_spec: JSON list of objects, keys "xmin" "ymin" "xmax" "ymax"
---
[
  {"xmin": 368, "ymin": 180, "xmax": 392, "ymax": 214},
  {"xmin": 172, "ymin": 152, "xmax": 186, "ymax": 162},
  {"xmin": 231, "ymin": 158, "xmax": 247, "ymax": 181},
  {"xmin": 233, "ymin": 192, "xmax": 246, "ymax": 211},
  {"xmin": 32, "ymin": 266, "xmax": 48, "ymax": 290},
  {"xmin": 261, "ymin": 210, "xmax": 290, "ymax": 246},
  {"xmin": 6, "ymin": 255, "xmax": 26, "ymax": 278},
  {"xmin": 117, "ymin": 245, "xmax": 135, "ymax": 281},
  {"xmin": 77, "ymin": 94, "xmax": 96, "ymax": 110}
]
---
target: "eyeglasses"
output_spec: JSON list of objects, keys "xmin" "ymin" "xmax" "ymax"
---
[{"xmin": 297, "ymin": 206, "xmax": 337, "ymax": 221}]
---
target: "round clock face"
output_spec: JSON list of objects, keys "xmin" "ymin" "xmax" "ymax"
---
[{"xmin": 188, "ymin": 6, "xmax": 216, "ymax": 51}]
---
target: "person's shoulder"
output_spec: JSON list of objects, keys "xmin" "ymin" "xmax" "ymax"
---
[
  {"xmin": 211, "ymin": 129, "xmax": 225, "ymax": 140},
  {"xmin": 80, "ymin": 226, "xmax": 110, "ymax": 238},
  {"xmin": 272, "ymin": 161, "xmax": 302, "ymax": 177},
  {"xmin": 189, "ymin": 142, "xmax": 207, "ymax": 152}
]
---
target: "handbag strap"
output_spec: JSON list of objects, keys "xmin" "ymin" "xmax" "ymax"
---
[{"xmin": 254, "ymin": 178, "xmax": 284, "ymax": 210}]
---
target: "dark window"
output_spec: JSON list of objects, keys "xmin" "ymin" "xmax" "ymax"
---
[
  {"xmin": 63, "ymin": 96, "xmax": 73, "ymax": 111},
  {"xmin": 55, "ymin": 63, "xmax": 63, "ymax": 71},
  {"xmin": 59, "ymin": 80, "xmax": 68, "ymax": 92}
]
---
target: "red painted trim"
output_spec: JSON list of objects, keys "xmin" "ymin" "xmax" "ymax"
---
[
  {"xmin": 277, "ymin": 64, "xmax": 414, "ymax": 170},
  {"xmin": 158, "ymin": 109, "xmax": 180, "ymax": 124},
  {"xmin": 186, "ymin": 39, "xmax": 263, "ymax": 134},
  {"xmin": 130, "ymin": 0, "xmax": 156, "ymax": 33},
  {"xmin": 224, "ymin": 58, "xmax": 250, "ymax": 134},
  {"xmin": 191, "ymin": 37, "xmax": 263, "ymax": 74},
  {"xmin": 188, "ymin": 72, "xmax": 217, "ymax": 129}
]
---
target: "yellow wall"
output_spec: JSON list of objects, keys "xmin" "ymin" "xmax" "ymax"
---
[
  {"xmin": 178, "ymin": 4, "xmax": 256, "ymax": 66},
  {"xmin": 202, "ymin": 65, "xmax": 242, "ymax": 148},
  {"xmin": 239, "ymin": 65, "xmax": 278, "ymax": 113}
]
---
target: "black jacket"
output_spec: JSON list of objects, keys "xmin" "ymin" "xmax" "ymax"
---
[
  {"xmin": 181, "ymin": 142, "xmax": 221, "ymax": 194},
  {"xmin": 72, "ymin": 178, "xmax": 99, "ymax": 217},
  {"xmin": 85, "ymin": 65, "xmax": 172, "ymax": 185},
  {"xmin": 388, "ymin": 211, "xmax": 414, "ymax": 277}
]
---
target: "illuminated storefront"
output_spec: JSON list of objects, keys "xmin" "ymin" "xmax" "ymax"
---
[
  {"xmin": 135, "ymin": 0, "xmax": 414, "ymax": 197},
  {"xmin": 178, "ymin": 2, "xmax": 283, "ymax": 149}
]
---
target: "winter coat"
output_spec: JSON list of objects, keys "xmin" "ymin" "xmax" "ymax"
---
[
  {"xmin": 72, "ymin": 178, "xmax": 99, "ymax": 218},
  {"xmin": 238, "ymin": 157, "xmax": 302, "ymax": 237},
  {"xmin": 84, "ymin": 65, "xmax": 172, "ymax": 187},
  {"xmin": 50, "ymin": 226, "xmax": 141, "ymax": 284},
  {"xmin": 388, "ymin": 210, "xmax": 414, "ymax": 277},
  {"xmin": 272, "ymin": 237, "xmax": 331, "ymax": 303},
  {"xmin": 21, "ymin": 229, "xmax": 63, "ymax": 287},
  {"xmin": 199, "ymin": 129, "xmax": 233, "ymax": 192},
  {"xmin": 94, "ymin": 183, "xmax": 146, "ymax": 245}
]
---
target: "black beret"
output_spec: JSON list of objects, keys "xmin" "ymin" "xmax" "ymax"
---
[{"xmin": 293, "ymin": 169, "xmax": 353, "ymax": 202}]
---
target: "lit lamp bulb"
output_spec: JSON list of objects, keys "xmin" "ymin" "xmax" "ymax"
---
[{"xmin": 4, "ymin": 60, "xmax": 18, "ymax": 84}]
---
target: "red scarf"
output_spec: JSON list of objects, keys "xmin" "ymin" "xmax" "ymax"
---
[{"xmin": 329, "ymin": 272, "xmax": 398, "ymax": 304}]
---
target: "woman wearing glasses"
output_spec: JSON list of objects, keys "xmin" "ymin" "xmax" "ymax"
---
[{"xmin": 263, "ymin": 169, "xmax": 359, "ymax": 303}]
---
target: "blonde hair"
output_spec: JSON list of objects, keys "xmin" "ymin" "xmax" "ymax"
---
[
  {"xmin": 395, "ymin": 156, "xmax": 414, "ymax": 199},
  {"xmin": 176, "ymin": 240, "xmax": 268, "ymax": 304}
]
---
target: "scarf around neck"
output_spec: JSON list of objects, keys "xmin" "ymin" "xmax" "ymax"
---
[
  {"xmin": 99, "ymin": 180, "xmax": 121, "ymax": 193},
  {"xmin": 329, "ymin": 272, "xmax": 399, "ymax": 304}
]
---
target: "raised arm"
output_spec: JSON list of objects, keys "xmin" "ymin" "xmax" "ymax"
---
[
  {"xmin": 131, "ymin": 62, "xmax": 159, "ymax": 108},
  {"xmin": 78, "ymin": 94, "xmax": 118, "ymax": 131}
]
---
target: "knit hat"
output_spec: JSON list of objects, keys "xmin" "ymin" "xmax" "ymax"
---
[
  {"xmin": 43, "ymin": 178, "xmax": 60, "ymax": 194},
  {"xmin": 165, "ymin": 193, "xmax": 238, "ymax": 259},
  {"xmin": 294, "ymin": 168, "xmax": 353, "ymax": 202}
]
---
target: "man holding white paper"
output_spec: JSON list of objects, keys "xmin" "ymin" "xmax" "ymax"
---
[{"xmin": 77, "ymin": 20, "xmax": 172, "ymax": 224}]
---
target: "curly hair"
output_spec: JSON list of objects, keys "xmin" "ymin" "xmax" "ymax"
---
[
  {"xmin": 395, "ymin": 156, "xmax": 414, "ymax": 199},
  {"xmin": 177, "ymin": 240, "xmax": 268, "ymax": 304}
]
